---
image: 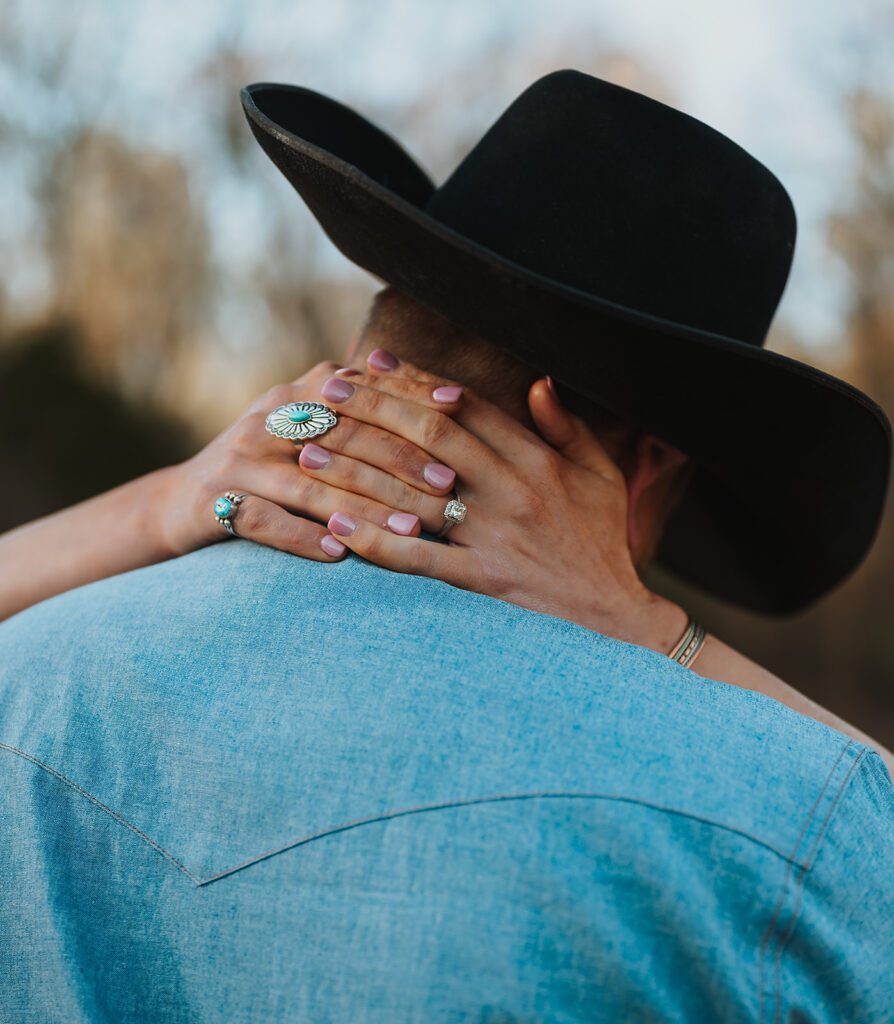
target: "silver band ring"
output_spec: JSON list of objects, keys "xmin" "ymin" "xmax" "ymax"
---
[
  {"xmin": 437, "ymin": 489, "xmax": 467, "ymax": 537},
  {"xmin": 266, "ymin": 401, "xmax": 337, "ymax": 443},
  {"xmin": 213, "ymin": 491, "xmax": 248, "ymax": 537}
]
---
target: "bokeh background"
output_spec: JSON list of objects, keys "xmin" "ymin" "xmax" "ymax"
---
[{"xmin": 2, "ymin": 0, "xmax": 893, "ymax": 744}]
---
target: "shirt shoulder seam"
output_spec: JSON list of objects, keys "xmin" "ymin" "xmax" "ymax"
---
[{"xmin": 757, "ymin": 739, "xmax": 867, "ymax": 1023}]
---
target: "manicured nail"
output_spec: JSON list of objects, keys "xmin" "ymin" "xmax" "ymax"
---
[
  {"xmin": 367, "ymin": 348, "xmax": 400, "ymax": 372},
  {"xmin": 334, "ymin": 367, "xmax": 361, "ymax": 377},
  {"xmin": 320, "ymin": 535, "xmax": 346, "ymax": 557},
  {"xmin": 387, "ymin": 512, "xmax": 419, "ymax": 535},
  {"xmin": 328, "ymin": 511, "xmax": 357, "ymax": 537},
  {"xmin": 299, "ymin": 443, "xmax": 331, "ymax": 470},
  {"xmin": 321, "ymin": 376, "xmax": 355, "ymax": 403},
  {"xmin": 423, "ymin": 462, "xmax": 456, "ymax": 489},
  {"xmin": 546, "ymin": 375, "xmax": 560, "ymax": 401},
  {"xmin": 432, "ymin": 385, "xmax": 464, "ymax": 404}
]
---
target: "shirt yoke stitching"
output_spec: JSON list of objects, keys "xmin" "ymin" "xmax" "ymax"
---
[
  {"xmin": 197, "ymin": 790, "xmax": 809, "ymax": 886},
  {"xmin": 3, "ymin": 741, "xmax": 823, "ymax": 888},
  {"xmin": 0, "ymin": 742, "xmax": 201, "ymax": 884}
]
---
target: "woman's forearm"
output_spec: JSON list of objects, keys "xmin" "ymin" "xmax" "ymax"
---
[{"xmin": 0, "ymin": 465, "xmax": 181, "ymax": 621}]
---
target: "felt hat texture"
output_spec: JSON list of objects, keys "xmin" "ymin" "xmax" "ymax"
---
[{"xmin": 241, "ymin": 69, "xmax": 890, "ymax": 615}]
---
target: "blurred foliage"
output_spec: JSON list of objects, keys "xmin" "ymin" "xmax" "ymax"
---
[
  {"xmin": 0, "ymin": 5, "xmax": 892, "ymax": 745},
  {"xmin": 44, "ymin": 130, "xmax": 212, "ymax": 403},
  {"xmin": 0, "ymin": 324, "xmax": 193, "ymax": 532}
]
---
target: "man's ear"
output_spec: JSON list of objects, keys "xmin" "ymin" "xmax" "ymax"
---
[{"xmin": 625, "ymin": 432, "xmax": 689, "ymax": 564}]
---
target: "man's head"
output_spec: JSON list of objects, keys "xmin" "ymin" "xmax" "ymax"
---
[{"xmin": 347, "ymin": 286, "xmax": 691, "ymax": 568}]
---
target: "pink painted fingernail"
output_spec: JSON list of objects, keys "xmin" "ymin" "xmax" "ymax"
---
[
  {"xmin": 321, "ymin": 376, "xmax": 355, "ymax": 403},
  {"xmin": 387, "ymin": 512, "xmax": 419, "ymax": 535},
  {"xmin": 334, "ymin": 367, "xmax": 361, "ymax": 377},
  {"xmin": 320, "ymin": 535, "xmax": 347, "ymax": 557},
  {"xmin": 546, "ymin": 375, "xmax": 560, "ymax": 401},
  {"xmin": 368, "ymin": 348, "xmax": 400, "ymax": 372},
  {"xmin": 299, "ymin": 443, "xmax": 331, "ymax": 470},
  {"xmin": 423, "ymin": 462, "xmax": 456, "ymax": 489},
  {"xmin": 328, "ymin": 511, "xmax": 357, "ymax": 537},
  {"xmin": 432, "ymin": 385, "xmax": 464, "ymax": 404}
]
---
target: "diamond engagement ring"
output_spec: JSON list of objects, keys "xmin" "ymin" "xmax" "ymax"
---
[
  {"xmin": 266, "ymin": 401, "xmax": 337, "ymax": 443},
  {"xmin": 437, "ymin": 489, "xmax": 467, "ymax": 537},
  {"xmin": 213, "ymin": 491, "xmax": 247, "ymax": 537}
]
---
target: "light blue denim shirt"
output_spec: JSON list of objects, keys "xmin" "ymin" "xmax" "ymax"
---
[{"xmin": 1, "ymin": 539, "xmax": 892, "ymax": 1023}]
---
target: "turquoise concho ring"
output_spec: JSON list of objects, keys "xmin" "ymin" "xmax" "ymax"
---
[
  {"xmin": 265, "ymin": 401, "xmax": 337, "ymax": 443},
  {"xmin": 213, "ymin": 491, "xmax": 247, "ymax": 537}
]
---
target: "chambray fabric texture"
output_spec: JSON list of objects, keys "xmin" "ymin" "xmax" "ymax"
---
[{"xmin": 1, "ymin": 540, "xmax": 892, "ymax": 1024}]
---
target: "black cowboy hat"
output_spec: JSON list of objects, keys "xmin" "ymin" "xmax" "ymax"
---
[{"xmin": 241, "ymin": 69, "xmax": 890, "ymax": 615}]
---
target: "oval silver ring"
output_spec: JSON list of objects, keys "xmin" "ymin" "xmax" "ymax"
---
[{"xmin": 265, "ymin": 401, "xmax": 338, "ymax": 443}]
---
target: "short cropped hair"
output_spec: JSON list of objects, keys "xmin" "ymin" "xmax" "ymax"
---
[{"xmin": 359, "ymin": 286, "xmax": 633, "ymax": 443}]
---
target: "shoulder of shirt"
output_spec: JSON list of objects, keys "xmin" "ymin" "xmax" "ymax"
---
[{"xmin": 1, "ymin": 539, "xmax": 890, "ymax": 882}]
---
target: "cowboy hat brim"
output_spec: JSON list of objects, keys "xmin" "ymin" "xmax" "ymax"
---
[{"xmin": 241, "ymin": 82, "xmax": 891, "ymax": 615}]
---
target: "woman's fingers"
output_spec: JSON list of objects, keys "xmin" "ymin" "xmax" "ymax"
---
[
  {"xmin": 288, "ymin": 360, "xmax": 343, "ymax": 391},
  {"xmin": 528, "ymin": 377, "xmax": 624, "ymax": 482},
  {"xmin": 364, "ymin": 348, "xmax": 454, "ymax": 386},
  {"xmin": 311, "ymin": 418, "xmax": 458, "ymax": 496},
  {"xmin": 252, "ymin": 459, "xmax": 433, "ymax": 534},
  {"xmin": 226, "ymin": 494, "xmax": 348, "ymax": 561},
  {"xmin": 323, "ymin": 371, "xmax": 466, "ymax": 414},
  {"xmin": 318, "ymin": 374, "xmax": 503, "ymax": 481},
  {"xmin": 361, "ymin": 348, "xmax": 552, "ymax": 461},
  {"xmin": 326, "ymin": 510, "xmax": 479, "ymax": 586},
  {"xmin": 258, "ymin": 370, "xmax": 467, "ymax": 496},
  {"xmin": 298, "ymin": 442, "xmax": 447, "ymax": 532}
]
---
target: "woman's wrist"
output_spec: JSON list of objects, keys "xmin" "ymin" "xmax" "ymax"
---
[
  {"xmin": 145, "ymin": 461, "xmax": 193, "ymax": 559},
  {"xmin": 88, "ymin": 464, "xmax": 187, "ymax": 567},
  {"xmin": 593, "ymin": 585, "xmax": 689, "ymax": 659}
]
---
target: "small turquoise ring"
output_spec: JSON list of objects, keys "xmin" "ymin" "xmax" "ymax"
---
[
  {"xmin": 265, "ymin": 401, "xmax": 337, "ymax": 444},
  {"xmin": 213, "ymin": 491, "xmax": 247, "ymax": 537}
]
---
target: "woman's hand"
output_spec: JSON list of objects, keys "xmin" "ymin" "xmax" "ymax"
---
[
  {"xmin": 314, "ymin": 352, "xmax": 688, "ymax": 653},
  {"xmin": 156, "ymin": 359, "xmax": 466, "ymax": 561},
  {"xmin": 0, "ymin": 354, "xmax": 470, "ymax": 620},
  {"xmin": 0, "ymin": 344, "xmax": 679, "ymax": 655}
]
